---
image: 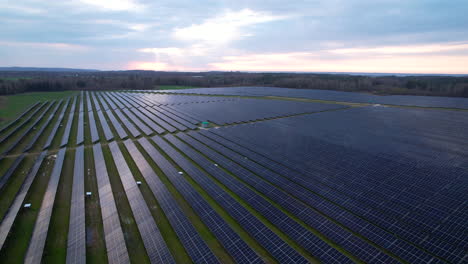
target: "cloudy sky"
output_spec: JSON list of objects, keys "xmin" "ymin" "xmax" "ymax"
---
[{"xmin": 1, "ymin": 0, "xmax": 467, "ymax": 73}]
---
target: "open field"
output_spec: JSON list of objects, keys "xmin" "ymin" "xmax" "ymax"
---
[{"xmin": 0, "ymin": 88, "xmax": 467, "ymax": 263}]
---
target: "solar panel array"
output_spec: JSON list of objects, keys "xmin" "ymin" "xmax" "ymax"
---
[
  {"xmin": 66, "ymin": 145, "xmax": 86, "ymax": 264},
  {"xmin": 198, "ymin": 107, "xmax": 468, "ymax": 263},
  {"xmin": 123, "ymin": 140, "xmax": 219, "ymax": 264},
  {"xmin": 108, "ymin": 141, "xmax": 175, "ymax": 264},
  {"xmin": 1, "ymin": 88, "xmax": 466, "ymax": 264},
  {"xmin": 24, "ymin": 148, "xmax": 66, "ymax": 264},
  {"xmin": 0, "ymin": 102, "xmax": 46, "ymax": 145},
  {"xmin": 92, "ymin": 143, "xmax": 130, "ymax": 264},
  {"xmin": 138, "ymin": 137, "xmax": 262, "ymax": 263},
  {"xmin": 0, "ymin": 102, "xmax": 40, "ymax": 134},
  {"xmin": 43, "ymin": 98, "xmax": 71, "ymax": 149},
  {"xmin": 151, "ymin": 86, "xmax": 468, "ymax": 109},
  {"xmin": 172, "ymin": 98, "xmax": 348, "ymax": 125},
  {"xmin": 152, "ymin": 135, "xmax": 310, "ymax": 263},
  {"xmin": 61, "ymin": 97, "xmax": 77, "ymax": 147},
  {"xmin": 0, "ymin": 152, "xmax": 46, "ymax": 249}
]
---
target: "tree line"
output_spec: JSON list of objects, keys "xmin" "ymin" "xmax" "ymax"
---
[{"xmin": 1, "ymin": 71, "xmax": 468, "ymax": 97}]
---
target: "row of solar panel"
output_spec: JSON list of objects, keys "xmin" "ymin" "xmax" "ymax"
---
[
  {"xmin": 150, "ymin": 86, "xmax": 468, "ymax": 109},
  {"xmin": 210, "ymin": 110, "xmax": 468, "ymax": 254},
  {"xmin": 204, "ymin": 124, "xmax": 466, "ymax": 263}
]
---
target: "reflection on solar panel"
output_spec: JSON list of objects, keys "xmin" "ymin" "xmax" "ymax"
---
[
  {"xmin": 92, "ymin": 143, "xmax": 129, "ymax": 263},
  {"xmin": 166, "ymin": 134, "xmax": 356, "ymax": 263},
  {"xmin": 171, "ymin": 99, "xmax": 347, "ymax": 125},
  {"xmin": 122, "ymin": 108, "xmax": 152, "ymax": 135},
  {"xmin": 91, "ymin": 92, "xmax": 101, "ymax": 112},
  {"xmin": 114, "ymin": 109, "xmax": 140, "ymax": 137},
  {"xmin": 97, "ymin": 94, "xmax": 110, "ymax": 111},
  {"xmin": 24, "ymin": 148, "xmax": 66, "ymax": 264},
  {"xmin": 160, "ymin": 105, "xmax": 200, "ymax": 124},
  {"xmin": 76, "ymin": 111, "xmax": 84, "ymax": 145},
  {"xmin": 102, "ymin": 93, "xmax": 117, "ymax": 110},
  {"xmin": 88, "ymin": 110, "xmax": 99, "ymax": 143},
  {"xmin": 128, "ymin": 107, "xmax": 165, "ymax": 134},
  {"xmin": 0, "ymin": 152, "xmax": 46, "ymax": 249},
  {"xmin": 153, "ymin": 107, "xmax": 197, "ymax": 129},
  {"xmin": 107, "ymin": 93, "xmax": 126, "ymax": 109},
  {"xmin": 61, "ymin": 97, "xmax": 78, "ymax": 147},
  {"xmin": 138, "ymin": 137, "xmax": 262, "ymax": 264},
  {"xmin": 150, "ymin": 107, "xmax": 187, "ymax": 131},
  {"xmin": 66, "ymin": 145, "xmax": 86, "ymax": 264},
  {"xmin": 86, "ymin": 92, "xmax": 92, "ymax": 112},
  {"xmin": 138, "ymin": 107, "xmax": 176, "ymax": 133},
  {"xmin": 0, "ymin": 154, "xmax": 25, "ymax": 192},
  {"xmin": 44, "ymin": 98, "xmax": 70, "ymax": 149},
  {"xmin": 79, "ymin": 92, "xmax": 84, "ymax": 113},
  {"xmin": 122, "ymin": 140, "xmax": 219, "ymax": 264},
  {"xmin": 105, "ymin": 110, "xmax": 127, "ymax": 139},
  {"xmin": 0, "ymin": 102, "xmax": 40, "ymax": 134},
  {"xmin": 108, "ymin": 141, "xmax": 174, "ymax": 264},
  {"xmin": 152, "ymin": 135, "xmax": 310, "ymax": 263},
  {"xmin": 25, "ymin": 100, "xmax": 62, "ymax": 151}
]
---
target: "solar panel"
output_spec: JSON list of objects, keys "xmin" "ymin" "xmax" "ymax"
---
[
  {"xmin": 66, "ymin": 145, "xmax": 86, "ymax": 264},
  {"xmin": 24, "ymin": 148, "xmax": 66, "ymax": 264},
  {"xmin": 207, "ymin": 116, "xmax": 466, "ymax": 263},
  {"xmin": 138, "ymin": 137, "xmax": 262, "ymax": 264},
  {"xmin": 153, "ymin": 106, "xmax": 196, "ymax": 129},
  {"xmin": 105, "ymin": 110, "xmax": 128, "ymax": 139},
  {"xmin": 138, "ymin": 107, "xmax": 176, "ymax": 133},
  {"xmin": 0, "ymin": 154, "xmax": 25, "ymax": 192},
  {"xmin": 122, "ymin": 140, "xmax": 219, "ymax": 264},
  {"xmin": 108, "ymin": 141, "xmax": 174, "ymax": 264},
  {"xmin": 187, "ymin": 131, "xmax": 419, "ymax": 263},
  {"xmin": 43, "ymin": 98, "xmax": 71, "ymax": 149},
  {"xmin": 107, "ymin": 93, "xmax": 126, "ymax": 109},
  {"xmin": 149, "ymin": 107, "xmax": 187, "ymax": 131},
  {"xmin": 76, "ymin": 112, "xmax": 84, "ymax": 145},
  {"xmin": 61, "ymin": 97, "xmax": 78, "ymax": 147},
  {"xmin": 122, "ymin": 108, "xmax": 152, "ymax": 135},
  {"xmin": 152, "ymin": 135, "xmax": 315, "ymax": 263},
  {"xmin": 87, "ymin": 110, "xmax": 99, "ymax": 143},
  {"xmin": 92, "ymin": 143, "xmax": 130, "ymax": 264},
  {"xmin": 128, "ymin": 107, "xmax": 165, "ymax": 134},
  {"xmin": 24, "ymin": 100, "xmax": 63, "ymax": 151},
  {"xmin": 165, "ymin": 134, "xmax": 356, "ymax": 263},
  {"xmin": 1, "ymin": 102, "xmax": 54, "ymax": 156},
  {"xmin": 101, "ymin": 93, "xmax": 117, "ymax": 110},
  {"xmin": 90, "ymin": 92, "xmax": 101, "ymax": 112},
  {"xmin": 159, "ymin": 105, "xmax": 200, "ymax": 125},
  {"xmin": 113, "ymin": 109, "xmax": 141, "ymax": 137},
  {"xmin": 96, "ymin": 110, "xmax": 114, "ymax": 141},
  {"xmin": 0, "ymin": 102, "xmax": 40, "ymax": 134},
  {"xmin": 0, "ymin": 151, "xmax": 46, "ymax": 250},
  {"xmin": 146, "ymin": 86, "xmax": 468, "ymax": 109},
  {"xmin": 0, "ymin": 102, "xmax": 46, "ymax": 145}
]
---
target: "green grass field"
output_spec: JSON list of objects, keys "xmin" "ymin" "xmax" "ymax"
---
[{"xmin": 0, "ymin": 91, "xmax": 78, "ymax": 126}]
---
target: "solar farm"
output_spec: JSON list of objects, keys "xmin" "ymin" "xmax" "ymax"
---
[{"xmin": 0, "ymin": 88, "xmax": 467, "ymax": 264}]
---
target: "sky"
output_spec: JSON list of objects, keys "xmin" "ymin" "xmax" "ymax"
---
[{"xmin": 1, "ymin": 0, "xmax": 468, "ymax": 74}]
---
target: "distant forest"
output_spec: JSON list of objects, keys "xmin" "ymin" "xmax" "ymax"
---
[{"xmin": 1, "ymin": 70, "xmax": 468, "ymax": 97}]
